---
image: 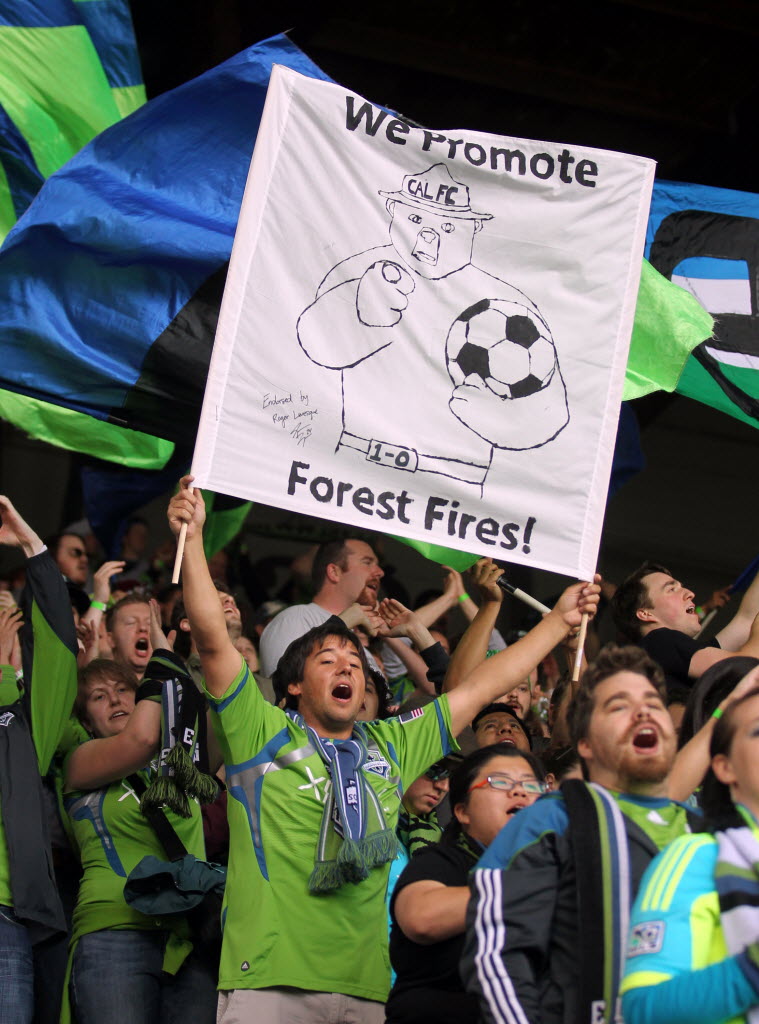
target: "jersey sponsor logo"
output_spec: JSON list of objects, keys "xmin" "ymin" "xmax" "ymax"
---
[
  {"xmin": 627, "ymin": 920, "xmax": 665, "ymax": 958},
  {"xmin": 398, "ymin": 707, "xmax": 424, "ymax": 724},
  {"xmin": 0, "ymin": 711, "xmax": 15, "ymax": 727},
  {"xmin": 363, "ymin": 750, "xmax": 391, "ymax": 778},
  {"xmin": 241, "ymin": 961, "xmax": 250, "ymax": 971}
]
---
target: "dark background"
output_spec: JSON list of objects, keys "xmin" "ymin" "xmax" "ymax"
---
[{"xmin": 2, "ymin": 0, "xmax": 757, "ymax": 628}]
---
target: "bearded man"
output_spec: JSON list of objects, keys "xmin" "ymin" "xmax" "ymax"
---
[{"xmin": 462, "ymin": 644, "xmax": 695, "ymax": 1024}]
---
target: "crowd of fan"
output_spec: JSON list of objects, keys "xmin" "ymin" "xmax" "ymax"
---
[{"xmin": 1, "ymin": 478, "xmax": 759, "ymax": 1024}]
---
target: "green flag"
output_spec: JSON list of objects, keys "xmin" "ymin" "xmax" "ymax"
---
[
  {"xmin": 390, "ymin": 537, "xmax": 480, "ymax": 573},
  {"xmin": 0, "ymin": 391, "xmax": 173, "ymax": 469},
  {"xmin": 623, "ymin": 258, "xmax": 714, "ymax": 401},
  {"xmin": 201, "ymin": 490, "xmax": 253, "ymax": 561}
]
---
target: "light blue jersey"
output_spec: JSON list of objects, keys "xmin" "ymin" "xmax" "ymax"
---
[{"xmin": 622, "ymin": 833, "xmax": 759, "ymax": 1024}]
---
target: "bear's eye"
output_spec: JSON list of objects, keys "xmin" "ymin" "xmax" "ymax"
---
[
  {"xmin": 408, "ymin": 213, "xmax": 422, "ymax": 224},
  {"xmin": 442, "ymin": 222, "xmax": 455, "ymax": 233}
]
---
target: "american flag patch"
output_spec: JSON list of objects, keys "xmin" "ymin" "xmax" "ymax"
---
[{"xmin": 398, "ymin": 707, "xmax": 424, "ymax": 724}]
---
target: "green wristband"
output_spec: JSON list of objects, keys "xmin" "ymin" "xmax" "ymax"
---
[
  {"xmin": 712, "ymin": 706, "xmax": 724, "ymax": 720},
  {"xmin": 458, "ymin": 592, "xmax": 470, "ymax": 603},
  {"xmin": 90, "ymin": 599, "xmax": 107, "ymax": 611}
]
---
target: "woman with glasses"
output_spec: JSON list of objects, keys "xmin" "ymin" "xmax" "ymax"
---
[{"xmin": 385, "ymin": 743, "xmax": 548, "ymax": 1024}]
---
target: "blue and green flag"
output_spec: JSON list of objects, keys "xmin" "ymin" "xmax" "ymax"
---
[
  {"xmin": 0, "ymin": 0, "xmax": 145, "ymax": 242},
  {"xmin": 0, "ymin": 34, "xmax": 333, "ymax": 449},
  {"xmin": 1, "ymin": 0, "xmax": 150, "ymax": 462},
  {"xmin": 646, "ymin": 179, "xmax": 759, "ymax": 428}
]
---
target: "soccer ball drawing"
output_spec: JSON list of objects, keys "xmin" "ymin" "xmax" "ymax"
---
[
  {"xmin": 297, "ymin": 163, "xmax": 570, "ymax": 487},
  {"xmin": 446, "ymin": 297, "xmax": 569, "ymax": 451},
  {"xmin": 448, "ymin": 299, "xmax": 557, "ymax": 399}
]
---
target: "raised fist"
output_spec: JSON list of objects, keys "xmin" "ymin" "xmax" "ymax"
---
[{"xmin": 357, "ymin": 260, "xmax": 415, "ymax": 327}]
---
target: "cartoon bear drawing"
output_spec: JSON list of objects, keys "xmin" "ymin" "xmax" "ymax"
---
[{"xmin": 297, "ymin": 163, "xmax": 569, "ymax": 487}]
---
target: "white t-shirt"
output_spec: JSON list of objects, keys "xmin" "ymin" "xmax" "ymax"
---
[{"xmin": 259, "ymin": 602, "xmax": 382, "ymax": 679}]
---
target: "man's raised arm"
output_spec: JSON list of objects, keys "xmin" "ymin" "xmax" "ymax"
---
[
  {"xmin": 690, "ymin": 609, "xmax": 759, "ymax": 679},
  {"xmin": 446, "ymin": 578, "xmax": 600, "ymax": 736},
  {"xmin": 167, "ymin": 476, "xmax": 242, "ymax": 697},
  {"xmin": 716, "ymin": 563, "xmax": 759, "ymax": 651}
]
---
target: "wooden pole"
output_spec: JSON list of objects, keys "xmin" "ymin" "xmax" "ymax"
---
[
  {"xmin": 571, "ymin": 611, "xmax": 589, "ymax": 683},
  {"xmin": 171, "ymin": 484, "xmax": 194, "ymax": 584}
]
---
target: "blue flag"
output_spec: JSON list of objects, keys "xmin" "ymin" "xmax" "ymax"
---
[{"xmin": 0, "ymin": 34, "xmax": 333, "ymax": 445}]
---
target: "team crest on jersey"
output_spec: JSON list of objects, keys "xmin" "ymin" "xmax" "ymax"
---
[
  {"xmin": 627, "ymin": 921, "xmax": 665, "ymax": 957},
  {"xmin": 363, "ymin": 750, "xmax": 391, "ymax": 779}
]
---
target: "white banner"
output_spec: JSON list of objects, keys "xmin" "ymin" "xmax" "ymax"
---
[{"xmin": 192, "ymin": 66, "xmax": 655, "ymax": 579}]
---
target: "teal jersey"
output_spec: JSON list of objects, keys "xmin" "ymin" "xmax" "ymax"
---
[
  {"xmin": 622, "ymin": 833, "xmax": 759, "ymax": 1024},
  {"xmin": 205, "ymin": 658, "xmax": 457, "ymax": 1001}
]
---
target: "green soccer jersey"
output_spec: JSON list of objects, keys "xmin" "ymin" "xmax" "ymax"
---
[
  {"xmin": 61, "ymin": 727, "xmax": 206, "ymax": 945},
  {"xmin": 614, "ymin": 792, "xmax": 691, "ymax": 851},
  {"xmin": 205, "ymin": 658, "xmax": 457, "ymax": 1001}
]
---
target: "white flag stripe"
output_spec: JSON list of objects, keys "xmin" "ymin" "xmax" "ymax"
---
[
  {"xmin": 671, "ymin": 274, "xmax": 751, "ymax": 316},
  {"xmin": 703, "ymin": 346, "xmax": 759, "ymax": 371}
]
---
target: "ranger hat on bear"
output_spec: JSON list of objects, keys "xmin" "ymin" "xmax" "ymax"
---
[{"xmin": 379, "ymin": 163, "xmax": 493, "ymax": 221}]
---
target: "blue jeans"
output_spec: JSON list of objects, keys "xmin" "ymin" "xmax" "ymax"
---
[
  {"xmin": 71, "ymin": 929, "xmax": 217, "ymax": 1024},
  {"xmin": 0, "ymin": 905, "xmax": 34, "ymax": 1024}
]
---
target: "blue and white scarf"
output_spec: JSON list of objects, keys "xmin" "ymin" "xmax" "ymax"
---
[{"xmin": 287, "ymin": 711, "xmax": 399, "ymax": 893}]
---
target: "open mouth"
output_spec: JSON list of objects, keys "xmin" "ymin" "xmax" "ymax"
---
[
  {"xmin": 110, "ymin": 710, "xmax": 127, "ymax": 720},
  {"xmin": 332, "ymin": 683, "xmax": 353, "ymax": 702},
  {"xmin": 501, "ymin": 738, "xmax": 516, "ymax": 747},
  {"xmin": 632, "ymin": 726, "xmax": 658, "ymax": 751},
  {"xmin": 412, "ymin": 230, "xmax": 440, "ymax": 265}
]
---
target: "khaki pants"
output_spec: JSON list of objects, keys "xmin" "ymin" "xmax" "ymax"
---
[{"xmin": 216, "ymin": 987, "xmax": 386, "ymax": 1024}]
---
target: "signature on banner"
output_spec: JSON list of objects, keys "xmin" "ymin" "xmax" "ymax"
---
[{"xmin": 262, "ymin": 389, "xmax": 318, "ymax": 447}]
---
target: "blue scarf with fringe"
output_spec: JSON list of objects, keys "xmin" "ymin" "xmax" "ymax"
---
[{"xmin": 286, "ymin": 711, "xmax": 399, "ymax": 893}]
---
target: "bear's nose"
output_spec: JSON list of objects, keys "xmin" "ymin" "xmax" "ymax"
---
[{"xmin": 419, "ymin": 228, "xmax": 438, "ymax": 243}]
